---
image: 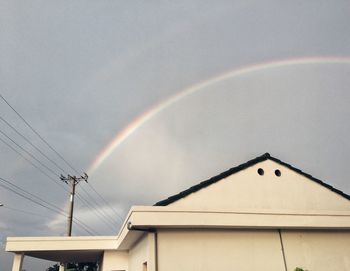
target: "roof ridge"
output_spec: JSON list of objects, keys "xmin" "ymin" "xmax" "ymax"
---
[
  {"xmin": 267, "ymin": 155, "xmax": 350, "ymax": 201},
  {"xmin": 154, "ymin": 153, "xmax": 350, "ymax": 206}
]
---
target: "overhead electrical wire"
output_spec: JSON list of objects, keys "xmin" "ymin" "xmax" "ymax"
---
[
  {"xmin": 0, "ymin": 176, "xmax": 98, "ymax": 235},
  {"xmin": 71, "ymin": 221, "xmax": 96, "ymax": 236},
  {"xmin": 75, "ymin": 194, "xmax": 116, "ymax": 231},
  {"xmin": 0, "ymin": 177, "xmax": 65, "ymax": 213},
  {"xmin": 2, "ymin": 205, "xmax": 54, "ymax": 219},
  {"xmin": 0, "ymin": 115, "xmax": 68, "ymax": 174},
  {"xmin": 0, "ymin": 93, "xmax": 124, "ymax": 228},
  {"xmin": 0, "ymin": 136, "xmax": 69, "ymax": 193},
  {"xmin": 0, "ymin": 93, "xmax": 79, "ymax": 174},
  {"xmin": 0, "ymin": 182, "xmax": 65, "ymax": 215},
  {"xmin": 0, "ymin": 206, "xmax": 98, "ymax": 237},
  {"xmin": 0, "ymin": 135, "xmax": 99, "ymax": 234},
  {"xmin": 78, "ymin": 186, "xmax": 118, "ymax": 229},
  {"xmin": 0, "ymin": 128, "xmax": 60, "ymax": 177},
  {"xmin": 0, "ymin": 129, "xmax": 117, "ymax": 231},
  {"xmin": 87, "ymin": 182, "xmax": 124, "ymax": 222},
  {"xmin": 1, "ymin": 205, "xmax": 95, "ymax": 235}
]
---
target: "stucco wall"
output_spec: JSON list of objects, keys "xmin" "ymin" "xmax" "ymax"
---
[
  {"xmin": 128, "ymin": 234, "xmax": 149, "ymax": 271},
  {"xmin": 156, "ymin": 229, "xmax": 350, "ymax": 271},
  {"xmin": 101, "ymin": 250, "xmax": 128, "ymax": 271},
  {"xmin": 282, "ymin": 230, "xmax": 350, "ymax": 271},
  {"xmin": 157, "ymin": 229, "xmax": 285, "ymax": 271}
]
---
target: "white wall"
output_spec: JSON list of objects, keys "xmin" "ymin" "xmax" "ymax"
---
[
  {"xmin": 101, "ymin": 250, "xmax": 128, "ymax": 271},
  {"xmin": 170, "ymin": 160, "xmax": 350, "ymax": 212},
  {"xmin": 155, "ymin": 229, "xmax": 350, "ymax": 271},
  {"xmin": 282, "ymin": 230, "xmax": 350, "ymax": 271},
  {"xmin": 128, "ymin": 234, "xmax": 149, "ymax": 271},
  {"xmin": 157, "ymin": 229, "xmax": 285, "ymax": 271}
]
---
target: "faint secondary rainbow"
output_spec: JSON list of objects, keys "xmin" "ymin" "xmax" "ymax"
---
[{"xmin": 88, "ymin": 56, "xmax": 350, "ymax": 173}]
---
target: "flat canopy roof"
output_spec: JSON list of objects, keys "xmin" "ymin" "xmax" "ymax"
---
[
  {"xmin": 6, "ymin": 236, "xmax": 118, "ymax": 262},
  {"xmin": 24, "ymin": 250, "xmax": 103, "ymax": 262}
]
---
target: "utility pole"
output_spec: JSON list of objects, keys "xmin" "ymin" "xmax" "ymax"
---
[{"xmin": 60, "ymin": 173, "xmax": 88, "ymax": 236}]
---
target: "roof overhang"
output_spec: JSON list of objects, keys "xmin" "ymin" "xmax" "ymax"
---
[
  {"xmin": 6, "ymin": 206, "xmax": 350, "ymax": 260},
  {"xmin": 126, "ymin": 206, "xmax": 350, "ymax": 229},
  {"xmin": 115, "ymin": 206, "xmax": 350, "ymax": 249},
  {"xmin": 6, "ymin": 236, "xmax": 118, "ymax": 262}
]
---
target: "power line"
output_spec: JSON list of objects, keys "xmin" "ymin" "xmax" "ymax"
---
[
  {"xmin": 0, "ymin": 136, "xmax": 69, "ymax": 193},
  {"xmin": 72, "ymin": 220, "xmax": 96, "ymax": 236},
  {"xmin": 0, "ymin": 127, "xmax": 60, "ymax": 177},
  {"xmin": 0, "ymin": 177, "xmax": 97, "ymax": 235},
  {"xmin": 2, "ymin": 205, "xmax": 54, "ymax": 219},
  {"xmin": 0, "ymin": 93, "xmax": 125, "ymax": 227},
  {"xmin": 87, "ymin": 182, "xmax": 124, "ymax": 222},
  {"xmin": 0, "ymin": 130, "xmax": 118, "ymax": 231},
  {"xmin": 0, "ymin": 177, "xmax": 65, "ymax": 213},
  {"xmin": 76, "ymin": 183, "xmax": 125, "ymax": 232},
  {"xmin": 0, "ymin": 182, "xmax": 66, "ymax": 215},
  {"xmin": 1, "ymin": 205, "xmax": 94, "ymax": 235},
  {"xmin": 80, "ymin": 185, "xmax": 118, "ymax": 225},
  {"xmin": 0, "ymin": 161, "xmax": 101, "ymax": 234},
  {"xmin": 0, "ymin": 93, "xmax": 79, "ymax": 174},
  {"xmin": 75, "ymin": 189, "xmax": 118, "ymax": 231},
  {"xmin": 0, "ymin": 115, "xmax": 69, "ymax": 174}
]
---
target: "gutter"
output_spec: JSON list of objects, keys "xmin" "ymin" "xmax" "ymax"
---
[{"xmin": 127, "ymin": 222, "xmax": 158, "ymax": 271}]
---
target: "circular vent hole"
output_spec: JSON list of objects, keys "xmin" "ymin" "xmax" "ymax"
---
[
  {"xmin": 275, "ymin": 169, "xmax": 281, "ymax": 177},
  {"xmin": 257, "ymin": 168, "xmax": 264, "ymax": 176}
]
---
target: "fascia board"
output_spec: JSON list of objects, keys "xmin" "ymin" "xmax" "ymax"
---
[
  {"xmin": 6, "ymin": 236, "xmax": 118, "ymax": 252},
  {"xmin": 115, "ymin": 206, "xmax": 350, "ymax": 250}
]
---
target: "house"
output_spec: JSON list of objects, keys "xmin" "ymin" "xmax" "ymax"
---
[{"xmin": 6, "ymin": 153, "xmax": 350, "ymax": 271}]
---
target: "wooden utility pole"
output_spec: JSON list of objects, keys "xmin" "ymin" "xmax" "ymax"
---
[
  {"xmin": 59, "ymin": 174, "xmax": 87, "ymax": 271},
  {"xmin": 60, "ymin": 173, "xmax": 88, "ymax": 236}
]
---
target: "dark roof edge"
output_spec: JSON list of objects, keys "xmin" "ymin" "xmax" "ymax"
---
[
  {"xmin": 154, "ymin": 152, "xmax": 350, "ymax": 206},
  {"xmin": 268, "ymin": 155, "xmax": 350, "ymax": 201},
  {"xmin": 154, "ymin": 152, "xmax": 271, "ymax": 206}
]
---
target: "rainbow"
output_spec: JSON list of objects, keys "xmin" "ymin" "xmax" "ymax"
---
[{"xmin": 88, "ymin": 56, "xmax": 350, "ymax": 174}]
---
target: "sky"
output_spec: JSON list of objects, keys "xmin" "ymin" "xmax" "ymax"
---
[{"xmin": 1, "ymin": 1, "xmax": 350, "ymax": 270}]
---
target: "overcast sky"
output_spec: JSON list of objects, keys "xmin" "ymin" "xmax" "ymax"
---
[{"xmin": 1, "ymin": 1, "xmax": 350, "ymax": 270}]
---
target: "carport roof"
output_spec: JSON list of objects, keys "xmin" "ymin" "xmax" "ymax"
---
[{"xmin": 6, "ymin": 236, "xmax": 117, "ymax": 262}]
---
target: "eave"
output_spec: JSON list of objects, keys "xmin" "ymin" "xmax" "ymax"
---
[
  {"xmin": 115, "ymin": 206, "xmax": 350, "ymax": 249},
  {"xmin": 6, "ymin": 205, "xmax": 350, "ymax": 261},
  {"xmin": 6, "ymin": 236, "xmax": 119, "ymax": 262}
]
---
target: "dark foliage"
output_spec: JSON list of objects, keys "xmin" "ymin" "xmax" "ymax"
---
[{"xmin": 46, "ymin": 262, "xmax": 98, "ymax": 271}]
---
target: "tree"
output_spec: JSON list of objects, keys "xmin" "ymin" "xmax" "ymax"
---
[
  {"xmin": 46, "ymin": 264, "xmax": 59, "ymax": 271},
  {"xmin": 46, "ymin": 262, "xmax": 98, "ymax": 271}
]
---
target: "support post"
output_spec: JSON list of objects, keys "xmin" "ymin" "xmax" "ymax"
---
[{"xmin": 12, "ymin": 253, "xmax": 24, "ymax": 271}]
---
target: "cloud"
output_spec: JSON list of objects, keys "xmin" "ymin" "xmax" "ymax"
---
[
  {"xmin": 1, "ymin": 1, "xmax": 350, "ymax": 269},
  {"xmin": 91, "ymin": 63, "xmax": 350, "ymax": 210}
]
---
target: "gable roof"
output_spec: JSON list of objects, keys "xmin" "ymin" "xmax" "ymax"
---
[{"xmin": 154, "ymin": 153, "xmax": 350, "ymax": 206}]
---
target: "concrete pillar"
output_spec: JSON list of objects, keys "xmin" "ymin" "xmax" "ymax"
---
[{"xmin": 11, "ymin": 253, "xmax": 24, "ymax": 271}]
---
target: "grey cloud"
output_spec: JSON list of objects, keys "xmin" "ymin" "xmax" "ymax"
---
[{"xmin": 1, "ymin": 1, "xmax": 350, "ymax": 270}]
